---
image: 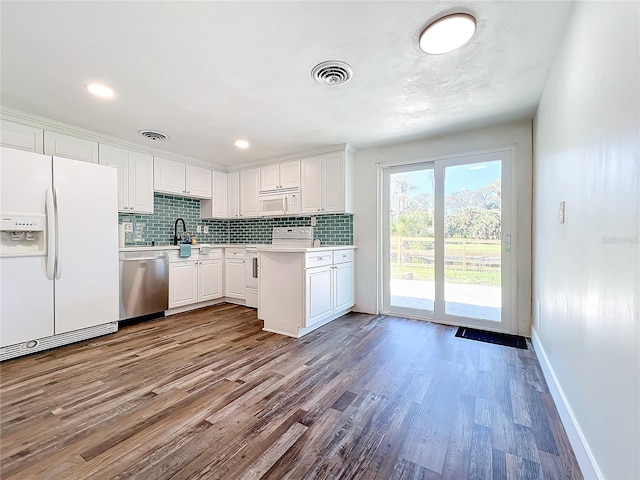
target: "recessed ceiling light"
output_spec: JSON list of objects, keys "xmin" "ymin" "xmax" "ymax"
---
[
  {"xmin": 420, "ymin": 13, "xmax": 477, "ymax": 55},
  {"xmin": 85, "ymin": 83, "xmax": 115, "ymax": 99},
  {"xmin": 235, "ymin": 139, "xmax": 250, "ymax": 149}
]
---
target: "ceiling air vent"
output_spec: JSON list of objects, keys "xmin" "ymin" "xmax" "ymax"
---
[
  {"xmin": 138, "ymin": 129, "xmax": 168, "ymax": 141},
  {"xmin": 311, "ymin": 61, "xmax": 353, "ymax": 87}
]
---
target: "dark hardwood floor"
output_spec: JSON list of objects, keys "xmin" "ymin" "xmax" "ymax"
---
[{"xmin": 0, "ymin": 304, "xmax": 582, "ymax": 479}]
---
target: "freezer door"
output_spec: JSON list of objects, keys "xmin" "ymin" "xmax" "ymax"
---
[
  {"xmin": 0, "ymin": 257, "xmax": 54, "ymax": 346},
  {"xmin": 53, "ymin": 157, "xmax": 119, "ymax": 334},
  {"xmin": 0, "ymin": 147, "xmax": 51, "ymax": 215},
  {"xmin": 0, "ymin": 148, "xmax": 54, "ymax": 347}
]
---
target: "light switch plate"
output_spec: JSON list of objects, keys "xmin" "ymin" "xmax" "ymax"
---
[
  {"xmin": 559, "ymin": 201, "xmax": 566, "ymax": 224},
  {"xmin": 311, "ymin": 216, "xmax": 317, "ymax": 226},
  {"xmin": 203, "ymin": 226, "xmax": 209, "ymax": 234},
  {"xmin": 196, "ymin": 225, "xmax": 202, "ymax": 233}
]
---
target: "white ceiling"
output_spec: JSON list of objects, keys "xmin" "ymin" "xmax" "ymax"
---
[{"xmin": 1, "ymin": 1, "xmax": 572, "ymax": 167}]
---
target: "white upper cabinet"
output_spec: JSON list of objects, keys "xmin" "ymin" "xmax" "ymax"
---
[
  {"xmin": 301, "ymin": 155, "xmax": 323, "ymax": 214},
  {"xmin": 321, "ymin": 151, "xmax": 345, "ymax": 213},
  {"xmin": 154, "ymin": 157, "xmax": 184, "ymax": 194},
  {"xmin": 200, "ymin": 170, "xmax": 228, "ymax": 219},
  {"xmin": 0, "ymin": 120, "xmax": 43, "ymax": 153},
  {"xmin": 280, "ymin": 160, "xmax": 301, "ymax": 189},
  {"xmin": 240, "ymin": 168, "xmax": 260, "ymax": 217},
  {"xmin": 44, "ymin": 131, "xmax": 98, "ymax": 163},
  {"xmin": 99, "ymin": 144, "xmax": 153, "ymax": 214},
  {"xmin": 154, "ymin": 157, "xmax": 212, "ymax": 199},
  {"xmin": 227, "ymin": 171, "xmax": 240, "ymax": 218},
  {"xmin": 260, "ymin": 159, "xmax": 300, "ymax": 191},
  {"xmin": 301, "ymin": 150, "xmax": 353, "ymax": 214},
  {"xmin": 260, "ymin": 164, "xmax": 280, "ymax": 191},
  {"xmin": 128, "ymin": 152, "xmax": 154, "ymax": 213},
  {"xmin": 185, "ymin": 164, "xmax": 212, "ymax": 198}
]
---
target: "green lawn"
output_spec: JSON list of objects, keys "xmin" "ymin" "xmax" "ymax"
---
[{"xmin": 391, "ymin": 264, "xmax": 500, "ymax": 286}]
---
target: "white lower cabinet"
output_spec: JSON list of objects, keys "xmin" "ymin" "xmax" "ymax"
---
[
  {"xmin": 169, "ymin": 261, "xmax": 198, "ymax": 308},
  {"xmin": 304, "ymin": 249, "xmax": 355, "ymax": 328},
  {"xmin": 333, "ymin": 255, "xmax": 355, "ymax": 312},
  {"xmin": 168, "ymin": 250, "xmax": 223, "ymax": 308},
  {"xmin": 305, "ymin": 265, "xmax": 333, "ymax": 326},
  {"xmin": 225, "ymin": 249, "xmax": 246, "ymax": 299},
  {"xmin": 198, "ymin": 259, "xmax": 223, "ymax": 302},
  {"xmin": 259, "ymin": 247, "xmax": 355, "ymax": 337}
]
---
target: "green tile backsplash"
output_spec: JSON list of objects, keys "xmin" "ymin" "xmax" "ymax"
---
[{"xmin": 119, "ymin": 193, "xmax": 353, "ymax": 246}]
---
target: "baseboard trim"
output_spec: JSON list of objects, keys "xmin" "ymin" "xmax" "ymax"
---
[{"xmin": 531, "ymin": 329, "xmax": 602, "ymax": 480}]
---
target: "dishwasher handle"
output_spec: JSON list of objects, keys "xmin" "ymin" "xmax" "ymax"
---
[{"xmin": 121, "ymin": 256, "xmax": 166, "ymax": 262}]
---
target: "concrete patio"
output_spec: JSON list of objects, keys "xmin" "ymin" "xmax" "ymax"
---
[{"xmin": 390, "ymin": 279, "xmax": 501, "ymax": 321}]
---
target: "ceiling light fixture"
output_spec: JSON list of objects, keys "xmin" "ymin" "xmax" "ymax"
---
[
  {"xmin": 419, "ymin": 13, "xmax": 477, "ymax": 55},
  {"xmin": 85, "ymin": 83, "xmax": 115, "ymax": 99},
  {"xmin": 235, "ymin": 139, "xmax": 250, "ymax": 149}
]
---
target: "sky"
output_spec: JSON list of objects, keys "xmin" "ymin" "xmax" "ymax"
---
[{"xmin": 394, "ymin": 160, "xmax": 501, "ymax": 197}]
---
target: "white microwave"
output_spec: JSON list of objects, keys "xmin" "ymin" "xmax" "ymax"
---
[{"xmin": 259, "ymin": 190, "xmax": 301, "ymax": 216}]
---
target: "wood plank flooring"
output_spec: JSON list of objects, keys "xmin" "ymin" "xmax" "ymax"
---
[{"xmin": 0, "ymin": 304, "xmax": 582, "ymax": 479}]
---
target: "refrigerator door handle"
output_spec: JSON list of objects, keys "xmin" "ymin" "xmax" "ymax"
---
[
  {"xmin": 45, "ymin": 188, "xmax": 56, "ymax": 280},
  {"xmin": 53, "ymin": 187, "xmax": 62, "ymax": 279}
]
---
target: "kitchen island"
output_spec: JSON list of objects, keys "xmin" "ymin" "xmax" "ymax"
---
[{"xmin": 257, "ymin": 246, "xmax": 356, "ymax": 338}]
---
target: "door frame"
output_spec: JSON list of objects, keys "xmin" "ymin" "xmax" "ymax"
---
[{"xmin": 378, "ymin": 147, "xmax": 517, "ymax": 334}]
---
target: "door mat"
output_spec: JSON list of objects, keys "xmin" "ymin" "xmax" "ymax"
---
[{"xmin": 455, "ymin": 326, "xmax": 527, "ymax": 349}]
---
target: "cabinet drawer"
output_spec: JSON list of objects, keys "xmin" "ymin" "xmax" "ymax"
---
[
  {"xmin": 198, "ymin": 248, "xmax": 222, "ymax": 259},
  {"xmin": 305, "ymin": 251, "xmax": 333, "ymax": 268},
  {"xmin": 225, "ymin": 248, "xmax": 246, "ymax": 259},
  {"xmin": 333, "ymin": 249, "xmax": 354, "ymax": 264}
]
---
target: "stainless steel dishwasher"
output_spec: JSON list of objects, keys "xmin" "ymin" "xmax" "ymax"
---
[{"xmin": 119, "ymin": 250, "xmax": 169, "ymax": 320}]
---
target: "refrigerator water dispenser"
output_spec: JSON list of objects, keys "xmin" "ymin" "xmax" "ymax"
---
[{"xmin": 0, "ymin": 213, "xmax": 46, "ymax": 257}]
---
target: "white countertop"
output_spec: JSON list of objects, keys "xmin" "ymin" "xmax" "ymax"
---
[
  {"xmin": 119, "ymin": 244, "xmax": 248, "ymax": 252},
  {"xmin": 120, "ymin": 244, "xmax": 355, "ymax": 252},
  {"xmin": 257, "ymin": 245, "xmax": 356, "ymax": 253}
]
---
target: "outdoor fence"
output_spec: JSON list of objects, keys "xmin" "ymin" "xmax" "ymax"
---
[{"xmin": 391, "ymin": 236, "xmax": 501, "ymax": 272}]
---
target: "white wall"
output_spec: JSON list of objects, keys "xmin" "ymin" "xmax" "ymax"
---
[
  {"xmin": 353, "ymin": 120, "xmax": 533, "ymax": 335},
  {"xmin": 532, "ymin": 2, "xmax": 639, "ymax": 479}
]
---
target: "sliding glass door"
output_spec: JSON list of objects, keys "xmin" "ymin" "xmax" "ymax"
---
[
  {"xmin": 382, "ymin": 151, "xmax": 512, "ymax": 333},
  {"xmin": 383, "ymin": 164, "xmax": 436, "ymax": 316}
]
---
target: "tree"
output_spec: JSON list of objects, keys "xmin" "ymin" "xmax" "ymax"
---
[
  {"xmin": 446, "ymin": 207, "xmax": 501, "ymax": 240},
  {"xmin": 446, "ymin": 180, "xmax": 501, "ymax": 214}
]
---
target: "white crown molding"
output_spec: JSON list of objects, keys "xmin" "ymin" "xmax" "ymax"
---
[
  {"xmin": 1, "ymin": 105, "xmax": 359, "ymax": 173},
  {"xmin": 228, "ymin": 143, "xmax": 358, "ymax": 172},
  {"xmin": 0, "ymin": 106, "xmax": 227, "ymax": 171}
]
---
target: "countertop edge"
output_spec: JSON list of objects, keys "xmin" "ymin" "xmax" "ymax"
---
[
  {"xmin": 120, "ymin": 244, "xmax": 356, "ymax": 252},
  {"xmin": 257, "ymin": 246, "xmax": 357, "ymax": 253}
]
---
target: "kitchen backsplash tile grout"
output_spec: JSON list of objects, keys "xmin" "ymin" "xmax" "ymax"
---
[{"xmin": 119, "ymin": 193, "xmax": 353, "ymax": 246}]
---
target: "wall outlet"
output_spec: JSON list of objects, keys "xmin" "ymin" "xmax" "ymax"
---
[
  {"xmin": 203, "ymin": 225, "xmax": 209, "ymax": 234},
  {"xmin": 135, "ymin": 224, "xmax": 143, "ymax": 232},
  {"xmin": 123, "ymin": 222, "xmax": 133, "ymax": 233},
  {"xmin": 311, "ymin": 216, "xmax": 317, "ymax": 226},
  {"xmin": 196, "ymin": 225, "xmax": 202, "ymax": 233},
  {"xmin": 559, "ymin": 201, "xmax": 566, "ymax": 224}
]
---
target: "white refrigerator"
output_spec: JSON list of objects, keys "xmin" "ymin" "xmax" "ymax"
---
[{"xmin": 0, "ymin": 147, "xmax": 119, "ymax": 360}]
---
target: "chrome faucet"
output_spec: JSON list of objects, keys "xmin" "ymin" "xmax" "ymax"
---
[{"xmin": 173, "ymin": 218, "xmax": 186, "ymax": 245}]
